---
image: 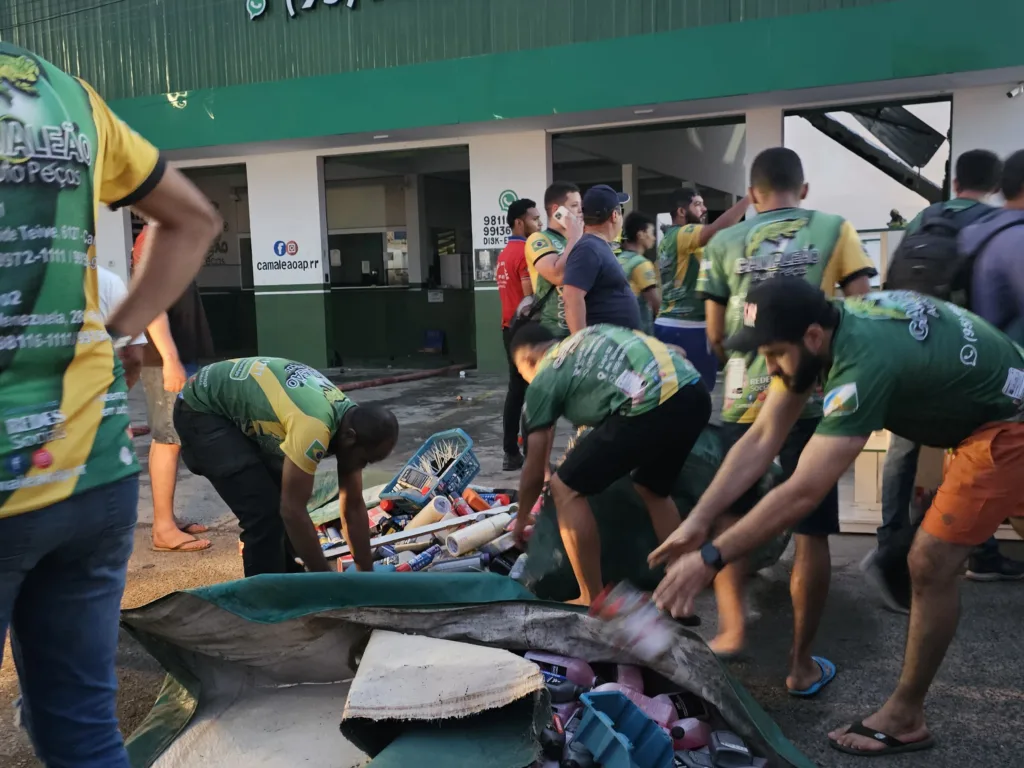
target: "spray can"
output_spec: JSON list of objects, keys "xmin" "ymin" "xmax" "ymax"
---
[
  {"xmin": 428, "ymin": 553, "xmax": 491, "ymax": 572},
  {"xmin": 374, "ymin": 555, "xmax": 401, "ymax": 567},
  {"xmin": 325, "ymin": 526, "xmax": 344, "ymax": 545},
  {"xmin": 396, "ymin": 544, "xmax": 442, "ymax": 572},
  {"xmin": 589, "ymin": 582, "xmax": 675, "ymax": 663},
  {"xmin": 526, "ymin": 652, "xmax": 597, "ymax": 688},
  {"xmin": 316, "ymin": 526, "xmax": 331, "ymax": 551},
  {"xmin": 508, "ymin": 553, "xmax": 529, "ymax": 582},
  {"xmin": 374, "ymin": 544, "xmax": 397, "ymax": 560},
  {"xmin": 449, "ymin": 494, "xmax": 474, "ymax": 517}
]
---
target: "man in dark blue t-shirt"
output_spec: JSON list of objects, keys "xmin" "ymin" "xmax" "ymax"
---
[{"xmin": 562, "ymin": 185, "xmax": 642, "ymax": 333}]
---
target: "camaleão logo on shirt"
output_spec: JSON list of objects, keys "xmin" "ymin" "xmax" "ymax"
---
[
  {"xmin": 823, "ymin": 383, "xmax": 859, "ymax": 417},
  {"xmin": 0, "ymin": 54, "xmax": 40, "ymax": 103},
  {"xmin": 736, "ymin": 218, "xmax": 819, "ymax": 280}
]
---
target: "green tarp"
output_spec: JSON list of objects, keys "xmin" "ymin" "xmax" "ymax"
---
[{"xmin": 121, "ymin": 573, "xmax": 815, "ymax": 768}]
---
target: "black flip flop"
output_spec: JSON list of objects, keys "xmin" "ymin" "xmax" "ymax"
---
[{"xmin": 829, "ymin": 719, "xmax": 935, "ymax": 756}]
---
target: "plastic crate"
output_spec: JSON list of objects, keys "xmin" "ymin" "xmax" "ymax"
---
[
  {"xmin": 575, "ymin": 691, "xmax": 674, "ymax": 768},
  {"xmin": 379, "ymin": 428, "xmax": 480, "ymax": 512}
]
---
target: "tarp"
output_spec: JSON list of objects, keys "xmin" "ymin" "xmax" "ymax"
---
[
  {"xmin": 527, "ymin": 424, "xmax": 789, "ymax": 600},
  {"xmin": 120, "ymin": 574, "xmax": 815, "ymax": 768}
]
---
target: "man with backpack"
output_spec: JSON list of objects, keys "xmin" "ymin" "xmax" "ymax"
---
[{"xmin": 864, "ymin": 150, "xmax": 1024, "ymax": 613}]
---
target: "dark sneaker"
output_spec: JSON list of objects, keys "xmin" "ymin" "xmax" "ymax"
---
[
  {"xmin": 860, "ymin": 547, "xmax": 911, "ymax": 614},
  {"xmin": 502, "ymin": 452, "xmax": 524, "ymax": 471},
  {"xmin": 965, "ymin": 554, "xmax": 1024, "ymax": 582}
]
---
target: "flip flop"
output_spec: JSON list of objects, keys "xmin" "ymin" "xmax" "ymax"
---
[
  {"xmin": 829, "ymin": 719, "xmax": 935, "ymax": 756},
  {"xmin": 787, "ymin": 656, "xmax": 836, "ymax": 697},
  {"xmin": 179, "ymin": 522, "xmax": 209, "ymax": 535},
  {"xmin": 152, "ymin": 538, "xmax": 212, "ymax": 553}
]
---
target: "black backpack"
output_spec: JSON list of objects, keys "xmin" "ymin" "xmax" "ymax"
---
[{"xmin": 885, "ymin": 203, "xmax": 992, "ymax": 301}]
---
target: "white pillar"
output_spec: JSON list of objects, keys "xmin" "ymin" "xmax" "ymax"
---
[
  {"xmin": 469, "ymin": 131, "xmax": 552, "ymax": 254},
  {"xmin": 744, "ymin": 107, "xmax": 784, "ymax": 217},
  {"xmin": 95, "ymin": 207, "xmax": 133, "ymax": 283},
  {"xmin": 246, "ymin": 153, "xmax": 328, "ymax": 288},
  {"xmin": 622, "ymin": 164, "xmax": 639, "ymax": 214},
  {"xmin": 951, "ymin": 85, "xmax": 1024, "ymax": 202},
  {"xmin": 404, "ymin": 174, "xmax": 429, "ymax": 286}
]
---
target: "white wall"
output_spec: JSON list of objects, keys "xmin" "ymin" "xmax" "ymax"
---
[
  {"xmin": 787, "ymin": 102, "xmax": 950, "ymax": 230},
  {"xmin": 325, "ymin": 179, "xmax": 406, "ymax": 230},
  {"xmin": 951, "ymin": 84, "xmax": 1024, "ymax": 203}
]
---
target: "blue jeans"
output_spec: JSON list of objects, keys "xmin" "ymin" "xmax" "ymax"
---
[
  {"xmin": 0, "ymin": 477, "xmax": 138, "ymax": 767},
  {"xmin": 879, "ymin": 433, "xmax": 998, "ymax": 557}
]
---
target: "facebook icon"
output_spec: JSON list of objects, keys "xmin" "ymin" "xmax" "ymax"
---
[{"xmin": 273, "ymin": 240, "xmax": 287, "ymax": 256}]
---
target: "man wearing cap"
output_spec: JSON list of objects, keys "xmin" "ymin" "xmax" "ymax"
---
[
  {"xmin": 689, "ymin": 147, "xmax": 875, "ymax": 694},
  {"xmin": 651, "ymin": 277, "xmax": 1024, "ymax": 757},
  {"xmin": 562, "ymin": 185, "xmax": 642, "ymax": 334}
]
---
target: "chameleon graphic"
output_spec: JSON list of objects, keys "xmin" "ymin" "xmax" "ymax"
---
[
  {"xmin": 0, "ymin": 54, "xmax": 41, "ymax": 104},
  {"xmin": 745, "ymin": 218, "xmax": 807, "ymax": 259}
]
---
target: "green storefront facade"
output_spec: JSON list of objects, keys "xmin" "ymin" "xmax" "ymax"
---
[{"xmin": 5, "ymin": 0, "xmax": 1024, "ymax": 370}]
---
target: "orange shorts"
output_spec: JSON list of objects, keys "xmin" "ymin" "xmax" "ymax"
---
[{"xmin": 922, "ymin": 421, "xmax": 1024, "ymax": 546}]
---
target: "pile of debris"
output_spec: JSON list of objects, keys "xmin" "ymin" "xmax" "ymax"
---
[{"xmin": 316, "ymin": 428, "xmax": 531, "ymax": 577}]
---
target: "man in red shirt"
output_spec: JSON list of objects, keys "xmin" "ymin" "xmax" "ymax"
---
[{"xmin": 497, "ymin": 198, "xmax": 542, "ymax": 470}]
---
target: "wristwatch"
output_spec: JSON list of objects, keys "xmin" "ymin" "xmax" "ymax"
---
[
  {"xmin": 699, "ymin": 542, "xmax": 726, "ymax": 572},
  {"xmin": 106, "ymin": 325, "xmax": 132, "ymax": 350}
]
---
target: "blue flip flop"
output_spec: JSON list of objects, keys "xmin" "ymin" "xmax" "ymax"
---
[{"xmin": 787, "ymin": 656, "xmax": 836, "ymax": 697}]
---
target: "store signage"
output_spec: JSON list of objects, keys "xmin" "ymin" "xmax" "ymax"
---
[
  {"xmin": 248, "ymin": 0, "xmax": 368, "ymax": 21},
  {"xmin": 479, "ymin": 189, "xmax": 517, "ymax": 248}
]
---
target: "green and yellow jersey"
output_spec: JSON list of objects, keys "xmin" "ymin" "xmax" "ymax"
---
[
  {"xmin": 524, "ymin": 229, "xmax": 569, "ymax": 338},
  {"xmin": 697, "ymin": 208, "xmax": 876, "ymax": 424},
  {"xmin": 523, "ymin": 324, "xmax": 700, "ymax": 432},
  {"xmin": 0, "ymin": 43, "xmax": 166, "ymax": 518},
  {"xmin": 181, "ymin": 358, "xmax": 357, "ymax": 475},
  {"xmin": 657, "ymin": 224, "xmax": 706, "ymax": 321},
  {"xmin": 616, "ymin": 250, "xmax": 658, "ymax": 335}
]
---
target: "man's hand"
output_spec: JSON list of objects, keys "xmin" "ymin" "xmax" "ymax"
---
[
  {"xmin": 653, "ymin": 551, "xmax": 717, "ymax": 618},
  {"xmin": 648, "ymin": 514, "xmax": 710, "ymax": 568},
  {"xmin": 163, "ymin": 357, "xmax": 187, "ymax": 393},
  {"xmin": 565, "ymin": 211, "xmax": 584, "ymax": 244},
  {"xmin": 513, "ymin": 512, "xmax": 531, "ymax": 548}
]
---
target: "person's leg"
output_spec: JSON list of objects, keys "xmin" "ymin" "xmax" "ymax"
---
[
  {"xmin": 782, "ymin": 420, "xmax": 840, "ymax": 691},
  {"xmin": 878, "ymin": 434, "xmax": 920, "ymax": 548},
  {"xmin": 829, "ymin": 529, "xmax": 968, "ymax": 751},
  {"xmin": 549, "ymin": 474, "xmax": 603, "ymax": 606},
  {"xmin": 175, "ymin": 403, "xmax": 289, "ymax": 576},
  {"xmin": 12, "ymin": 478, "xmax": 138, "ymax": 768},
  {"xmin": 502, "ymin": 327, "xmax": 526, "ymax": 469},
  {"xmin": 141, "ymin": 367, "xmax": 209, "ymax": 552}
]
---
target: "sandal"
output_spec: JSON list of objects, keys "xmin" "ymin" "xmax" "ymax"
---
[{"xmin": 829, "ymin": 719, "xmax": 935, "ymax": 756}]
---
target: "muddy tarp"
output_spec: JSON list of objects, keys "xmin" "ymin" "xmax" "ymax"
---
[
  {"xmin": 526, "ymin": 424, "xmax": 788, "ymax": 600},
  {"xmin": 120, "ymin": 573, "xmax": 815, "ymax": 768}
]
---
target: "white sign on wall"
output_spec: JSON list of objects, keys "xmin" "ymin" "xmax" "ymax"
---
[
  {"xmin": 469, "ymin": 132, "xmax": 551, "ymax": 254},
  {"xmin": 246, "ymin": 153, "xmax": 327, "ymax": 287}
]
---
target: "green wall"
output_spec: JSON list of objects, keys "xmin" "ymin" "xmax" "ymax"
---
[
  {"xmin": 255, "ymin": 290, "xmax": 331, "ymax": 369},
  {"xmin": 474, "ymin": 288, "xmax": 506, "ymax": 375},
  {"xmin": 325, "ymin": 288, "xmax": 476, "ymax": 367},
  {"xmin": 2, "ymin": 0, "xmax": 1014, "ymax": 152},
  {"xmin": 200, "ymin": 290, "xmax": 258, "ymax": 360},
  {"xmin": 5, "ymin": 0, "xmax": 895, "ymax": 102}
]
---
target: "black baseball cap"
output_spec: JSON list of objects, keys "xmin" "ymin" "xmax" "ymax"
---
[
  {"xmin": 724, "ymin": 277, "xmax": 834, "ymax": 353},
  {"xmin": 582, "ymin": 184, "xmax": 630, "ymax": 219}
]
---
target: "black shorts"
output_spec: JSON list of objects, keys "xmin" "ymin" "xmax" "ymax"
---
[
  {"xmin": 718, "ymin": 418, "xmax": 840, "ymax": 537},
  {"xmin": 555, "ymin": 382, "xmax": 711, "ymax": 498}
]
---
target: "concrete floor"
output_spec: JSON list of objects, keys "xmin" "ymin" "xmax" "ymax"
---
[{"xmin": 2, "ymin": 371, "xmax": 1023, "ymax": 766}]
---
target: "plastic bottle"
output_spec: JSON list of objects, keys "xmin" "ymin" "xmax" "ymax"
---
[
  {"xmin": 615, "ymin": 664, "xmax": 644, "ymax": 693},
  {"xmin": 526, "ymin": 652, "xmax": 596, "ymax": 688},
  {"xmin": 591, "ymin": 683, "xmax": 676, "ymax": 727},
  {"xmin": 374, "ymin": 555, "xmax": 401, "ymax": 567},
  {"xmin": 395, "ymin": 544, "xmax": 442, "ymax": 572},
  {"xmin": 316, "ymin": 526, "xmax": 330, "ymax": 550},
  {"xmin": 544, "ymin": 676, "xmax": 587, "ymax": 703},
  {"xmin": 378, "ymin": 499, "xmax": 396, "ymax": 513},
  {"xmin": 428, "ymin": 553, "xmax": 491, "ymax": 572},
  {"xmin": 539, "ymin": 715, "xmax": 565, "ymax": 760},
  {"xmin": 462, "ymin": 488, "xmax": 492, "ymax": 511},
  {"xmin": 325, "ymin": 526, "xmax": 344, "ymax": 545},
  {"xmin": 589, "ymin": 582, "xmax": 675, "ymax": 662},
  {"xmin": 670, "ymin": 718, "xmax": 712, "ymax": 750},
  {"xmin": 508, "ymin": 553, "xmax": 529, "ymax": 582}
]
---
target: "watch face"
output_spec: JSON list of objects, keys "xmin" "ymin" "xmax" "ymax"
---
[{"xmin": 700, "ymin": 543, "xmax": 723, "ymax": 570}]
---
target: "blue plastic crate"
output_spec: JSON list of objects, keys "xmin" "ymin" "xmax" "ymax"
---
[
  {"xmin": 379, "ymin": 428, "xmax": 480, "ymax": 512},
  {"xmin": 575, "ymin": 691, "xmax": 674, "ymax": 768}
]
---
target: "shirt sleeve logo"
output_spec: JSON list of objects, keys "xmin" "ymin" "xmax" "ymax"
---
[
  {"xmin": 305, "ymin": 439, "xmax": 327, "ymax": 463},
  {"xmin": 531, "ymin": 237, "xmax": 550, "ymax": 251},
  {"xmin": 823, "ymin": 383, "xmax": 859, "ymax": 417}
]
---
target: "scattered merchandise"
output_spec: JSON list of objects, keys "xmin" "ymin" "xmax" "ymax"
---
[{"xmin": 590, "ymin": 582, "xmax": 677, "ymax": 662}]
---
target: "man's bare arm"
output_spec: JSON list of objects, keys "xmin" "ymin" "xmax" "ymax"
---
[
  {"xmin": 338, "ymin": 469, "xmax": 373, "ymax": 572},
  {"xmin": 563, "ymin": 285, "xmax": 588, "ymax": 334},
  {"xmin": 643, "ymin": 287, "xmax": 660, "ymax": 319},
  {"xmin": 696, "ymin": 194, "xmax": 751, "ymax": 247},
  {"xmin": 705, "ymin": 300, "xmax": 728, "ymax": 365},
  {"xmin": 280, "ymin": 459, "xmax": 331, "ymax": 573},
  {"xmin": 515, "ymin": 428, "xmax": 554, "ymax": 535},
  {"xmin": 107, "ymin": 168, "xmax": 221, "ymax": 339},
  {"xmin": 714, "ymin": 435, "xmax": 867, "ymax": 563}
]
